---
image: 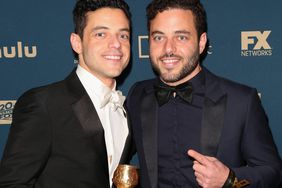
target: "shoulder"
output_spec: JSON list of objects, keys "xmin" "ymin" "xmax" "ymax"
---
[
  {"xmin": 205, "ymin": 68, "xmax": 257, "ymax": 98},
  {"xmin": 128, "ymin": 78, "xmax": 156, "ymax": 96},
  {"xmin": 18, "ymin": 79, "xmax": 66, "ymax": 102},
  {"xmin": 126, "ymin": 78, "xmax": 156, "ymax": 108},
  {"xmin": 14, "ymin": 77, "xmax": 71, "ymax": 113},
  {"xmin": 219, "ymin": 77, "xmax": 258, "ymax": 100},
  {"xmin": 131, "ymin": 79, "xmax": 156, "ymax": 88},
  {"xmin": 17, "ymin": 70, "xmax": 80, "ymax": 104}
]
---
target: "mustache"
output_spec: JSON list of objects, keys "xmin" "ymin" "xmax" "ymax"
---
[{"xmin": 159, "ymin": 53, "xmax": 182, "ymax": 59}]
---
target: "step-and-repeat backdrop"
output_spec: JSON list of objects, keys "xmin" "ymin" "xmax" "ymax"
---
[{"xmin": 1, "ymin": 1, "xmax": 281, "ymax": 160}]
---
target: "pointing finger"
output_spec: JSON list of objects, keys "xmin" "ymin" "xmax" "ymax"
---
[{"xmin": 188, "ymin": 149, "xmax": 209, "ymax": 166}]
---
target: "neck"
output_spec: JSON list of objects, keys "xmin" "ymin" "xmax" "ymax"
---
[{"xmin": 78, "ymin": 63, "xmax": 116, "ymax": 89}]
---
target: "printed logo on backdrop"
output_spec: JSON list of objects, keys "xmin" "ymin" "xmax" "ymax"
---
[
  {"xmin": 241, "ymin": 30, "xmax": 272, "ymax": 57},
  {"xmin": 138, "ymin": 35, "xmax": 213, "ymax": 59},
  {"xmin": 138, "ymin": 35, "xmax": 149, "ymax": 59},
  {"xmin": 0, "ymin": 41, "xmax": 37, "ymax": 62},
  {"xmin": 207, "ymin": 45, "xmax": 213, "ymax": 55},
  {"xmin": 0, "ymin": 100, "xmax": 16, "ymax": 125}
]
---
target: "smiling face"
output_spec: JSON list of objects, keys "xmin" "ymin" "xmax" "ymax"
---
[
  {"xmin": 71, "ymin": 8, "xmax": 130, "ymax": 87},
  {"xmin": 149, "ymin": 9, "xmax": 207, "ymax": 86}
]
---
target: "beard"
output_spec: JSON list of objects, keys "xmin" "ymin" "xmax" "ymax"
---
[{"xmin": 151, "ymin": 49, "xmax": 200, "ymax": 84}]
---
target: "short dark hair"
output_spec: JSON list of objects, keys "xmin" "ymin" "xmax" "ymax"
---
[
  {"xmin": 73, "ymin": 0, "xmax": 131, "ymax": 39},
  {"xmin": 146, "ymin": 0, "xmax": 207, "ymax": 38}
]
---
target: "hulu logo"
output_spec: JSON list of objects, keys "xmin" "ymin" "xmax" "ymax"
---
[{"xmin": 0, "ymin": 41, "xmax": 37, "ymax": 59}]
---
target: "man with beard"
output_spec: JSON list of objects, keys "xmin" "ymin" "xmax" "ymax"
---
[{"xmin": 126, "ymin": 0, "xmax": 282, "ymax": 187}]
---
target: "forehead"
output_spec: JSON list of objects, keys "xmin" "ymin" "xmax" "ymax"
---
[
  {"xmin": 150, "ymin": 9, "xmax": 196, "ymax": 33},
  {"xmin": 85, "ymin": 7, "xmax": 130, "ymax": 29}
]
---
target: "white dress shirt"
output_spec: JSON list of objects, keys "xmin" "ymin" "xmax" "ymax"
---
[{"xmin": 76, "ymin": 65, "xmax": 128, "ymax": 186}]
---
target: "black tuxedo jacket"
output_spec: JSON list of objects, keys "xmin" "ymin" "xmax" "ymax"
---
[
  {"xmin": 126, "ymin": 68, "xmax": 281, "ymax": 188},
  {"xmin": 0, "ymin": 70, "xmax": 133, "ymax": 187}
]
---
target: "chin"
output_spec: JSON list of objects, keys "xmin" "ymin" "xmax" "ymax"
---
[{"xmin": 109, "ymin": 71, "xmax": 122, "ymax": 78}]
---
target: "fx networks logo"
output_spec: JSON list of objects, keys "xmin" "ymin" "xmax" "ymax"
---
[
  {"xmin": 0, "ymin": 41, "xmax": 37, "ymax": 61},
  {"xmin": 0, "ymin": 100, "xmax": 16, "ymax": 125},
  {"xmin": 241, "ymin": 30, "xmax": 272, "ymax": 57}
]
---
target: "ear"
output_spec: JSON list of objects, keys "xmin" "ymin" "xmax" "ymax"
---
[
  {"xmin": 199, "ymin": 32, "xmax": 207, "ymax": 54},
  {"xmin": 70, "ymin": 33, "xmax": 82, "ymax": 54}
]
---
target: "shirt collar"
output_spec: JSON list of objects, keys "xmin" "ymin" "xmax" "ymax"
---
[{"xmin": 76, "ymin": 65, "xmax": 116, "ymax": 106}]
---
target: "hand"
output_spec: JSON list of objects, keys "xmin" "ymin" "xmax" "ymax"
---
[{"xmin": 187, "ymin": 149, "xmax": 229, "ymax": 188}]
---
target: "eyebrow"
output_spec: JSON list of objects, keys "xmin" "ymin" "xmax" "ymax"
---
[
  {"xmin": 175, "ymin": 30, "xmax": 191, "ymax": 35},
  {"xmin": 150, "ymin": 30, "xmax": 191, "ymax": 35},
  {"xmin": 120, "ymin": 28, "xmax": 130, "ymax": 33},
  {"xmin": 150, "ymin": 31, "xmax": 164, "ymax": 35},
  {"xmin": 93, "ymin": 26, "xmax": 109, "ymax": 31},
  {"xmin": 93, "ymin": 26, "xmax": 130, "ymax": 33}
]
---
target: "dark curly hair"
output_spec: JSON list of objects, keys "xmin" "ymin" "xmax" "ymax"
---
[
  {"xmin": 146, "ymin": 0, "xmax": 207, "ymax": 39},
  {"xmin": 73, "ymin": 0, "xmax": 131, "ymax": 39}
]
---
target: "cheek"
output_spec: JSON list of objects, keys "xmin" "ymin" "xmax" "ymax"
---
[
  {"xmin": 178, "ymin": 45, "xmax": 194, "ymax": 56},
  {"xmin": 150, "ymin": 45, "xmax": 162, "ymax": 58},
  {"xmin": 82, "ymin": 44, "xmax": 96, "ymax": 57},
  {"xmin": 88, "ymin": 38, "xmax": 105, "ymax": 50},
  {"xmin": 123, "ymin": 44, "xmax": 130, "ymax": 54}
]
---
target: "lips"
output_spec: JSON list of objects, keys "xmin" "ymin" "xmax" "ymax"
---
[
  {"xmin": 161, "ymin": 58, "xmax": 179, "ymax": 63},
  {"xmin": 160, "ymin": 57, "xmax": 180, "ymax": 69},
  {"xmin": 104, "ymin": 55, "xmax": 122, "ymax": 60}
]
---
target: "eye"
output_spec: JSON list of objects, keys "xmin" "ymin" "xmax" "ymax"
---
[
  {"xmin": 95, "ymin": 32, "xmax": 106, "ymax": 38},
  {"xmin": 153, "ymin": 35, "xmax": 164, "ymax": 42},
  {"xmin": 177, "ymin": 35, "xmax": 188, "ymax": 41},
  {"xmin": 120, "ymin": 33, "xmax": 130, "ymax": 40}
]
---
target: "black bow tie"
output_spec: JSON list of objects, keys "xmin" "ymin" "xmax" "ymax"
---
[{"xmin": 154, "ymin": 81, "xmax": 193, "ymax": 106}]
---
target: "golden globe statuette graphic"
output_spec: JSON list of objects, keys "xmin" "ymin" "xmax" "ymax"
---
[{"xmin": 113, "ymin": 164, "xmax": 138, "ymax": 188}]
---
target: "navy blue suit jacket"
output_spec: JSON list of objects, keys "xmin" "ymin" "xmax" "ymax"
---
[{"xmin": 126, "ymin": 68, "xmax": 282, "ymax": 188}]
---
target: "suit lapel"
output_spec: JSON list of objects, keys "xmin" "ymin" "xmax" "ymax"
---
[
  {"xmin": 201, "ymin": 68, "xmax": 227, "ymax": 156},
  {"xmin": 201, "ymin": 96, "xmax": 227, "ymax": 156},
  {"xmin": 67, "ymin": 69, "xmax": 134, "ymax": 179},
  {"xmin": 66, "ymin": 69, "xmax": 106, "ymax": 138},
  {"xmin": 72, "ymin": 94, "xmax": 105, "ymax": 137},
  {"xmin": 141, "ymin": 87, "xmax": 158, "ymax": 188},
  {"xmin": 66, "ymin": 70, "xmax": 109, "ymax": 174}
]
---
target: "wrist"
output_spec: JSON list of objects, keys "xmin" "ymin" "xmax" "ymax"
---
[{"xmin": 222, "ymin": 168, "xmax": 237, "ymax": 188}]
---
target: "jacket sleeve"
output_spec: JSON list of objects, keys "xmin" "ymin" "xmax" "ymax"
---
[
  {"xmin": 0, "ymin": 88, "xmax": 52, "ymax": 187},
  {"xmin": 233, "ymin": 89, "xmax": 282, "ymax": 188}
]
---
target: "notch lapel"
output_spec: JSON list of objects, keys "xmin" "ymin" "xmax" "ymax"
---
[
  {"xmin": 72, "ymin": 94, "xmax": 105, "ymax": 137},
  {"xmin": 66, "ymin": 70, "xmax": 109, "ymax": 175},
  {"xmin": 201, "ymin": 68, "xmax": 227, "ymax": 156},
  {"xmin": 201, "ymin": 96, "xmax": 227, "ymax": 156}
]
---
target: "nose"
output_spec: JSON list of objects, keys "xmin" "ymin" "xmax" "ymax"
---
[
  {"xmin": 109, "ymin": 35, "xmax": 121, "ymax": 49},
  {"xmin": 164, "ymin": 38, "xmax": 176, "ymax": 55}
]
